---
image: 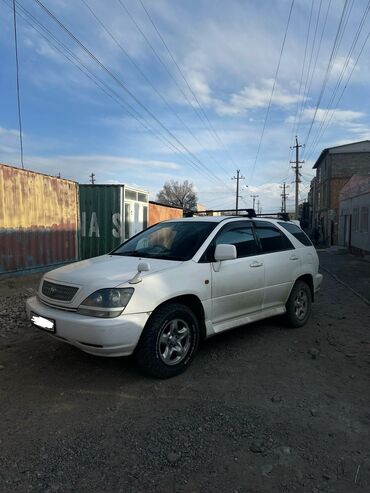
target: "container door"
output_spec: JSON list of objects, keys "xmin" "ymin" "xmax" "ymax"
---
[{"xmin": 124, "ymin": 202, "xmax": 133, "ymax": 240}]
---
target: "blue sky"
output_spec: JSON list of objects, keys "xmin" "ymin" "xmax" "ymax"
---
[{"xmin": 1, "ymin": 0, "xmax": 370, "ymax": 211}]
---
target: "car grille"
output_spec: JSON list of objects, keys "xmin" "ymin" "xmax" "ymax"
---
[{"xmin": 42, "ymin": 280, "xmax": 78, "ymax": 301}]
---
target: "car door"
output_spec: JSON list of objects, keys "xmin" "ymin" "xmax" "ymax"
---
[
  {"xmin": 253, "ymin": 221, "xmax": 298, "ymax": 310},
  {"xmin": 207, "ymin": 221, "xmax": 265, "ymax": 326}
]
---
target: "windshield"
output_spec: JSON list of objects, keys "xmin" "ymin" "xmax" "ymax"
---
[{"xmin": 111, "ymin": 221, "xmax": 217, "ymax": 261}]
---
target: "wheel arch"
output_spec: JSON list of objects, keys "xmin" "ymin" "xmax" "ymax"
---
[
  {"xmin": 144, "ymin": 294, "xmax": 207, "ymax": 341},
  {"xmin": 290, "ymin": 273, "xmax": 314, "ymax": 302}
]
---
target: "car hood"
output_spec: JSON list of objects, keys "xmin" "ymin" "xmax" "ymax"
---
[{"xmin": 44, "ymin": 255, "xmax": 182, "ymax": 288}]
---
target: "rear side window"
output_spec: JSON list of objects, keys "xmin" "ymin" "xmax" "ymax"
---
[
  {"xmin": 278, "ymin": 222, "xmax": 312, "ymax": 246},
  {"xmin": 254, "ymin": 222, "xmax": 293, "ymax": 253},
  {"xmin": 215, "ymin": 224, "xmax": 258, "ymax": 258}
]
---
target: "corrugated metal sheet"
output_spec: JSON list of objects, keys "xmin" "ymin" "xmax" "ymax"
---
[
  {"xmin": 0, "ymin": 163, "xmax": 79, "ymax": 274},
  {"xmin": 79, "ymin": 185, "xmax": 122, "ymax": 260}
]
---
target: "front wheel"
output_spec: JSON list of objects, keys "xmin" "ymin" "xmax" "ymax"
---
[
  {"xmin": 285, "ymin": 280, "xmax": 312, "ymax": 328},
  {"xmin": 136, "ymin": 303, "xmax": 200, "ymax": 378}
]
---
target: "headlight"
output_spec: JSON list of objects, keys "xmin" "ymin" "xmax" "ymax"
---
[{"xmin": 77, "ymin": 288, "xmax": 134, "ymax": 318}]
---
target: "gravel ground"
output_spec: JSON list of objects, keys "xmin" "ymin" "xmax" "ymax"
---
[{"xmin": 0, "ymin": 256, "xmax": 369, "ymax": 492}]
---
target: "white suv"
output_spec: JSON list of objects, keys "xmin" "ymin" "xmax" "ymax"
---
[{"xmin": 26, "ymin": 216, "xmax": 322, "ymax": 378}]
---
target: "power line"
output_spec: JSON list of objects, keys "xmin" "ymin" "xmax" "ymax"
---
[
  {"xmin": 12, "ymin": 0, "xmax": 24, "ymax": 169},
  {"xmin": 305, "ymin": 27, "xmax": 370, "ymax": 164},
  {"xmin": 7, "ymin": 0, "xmax": 223, "ymax": 185},
  {"xmin": 304, "ymin": 1, "xmax": 370, "ymax": 160},
  {"xmin": 302, "ymin": 0, "xmax": 351, "ymax": 153},
  {"xmin": 296, "ymin": 0, "xmax": 332, "ymax": 137},
  {"xmin": 32, "ymin": 0, "xmax": 229, "ymax": 187},
  {"xmin": 289, "ymin": 0, "xmax": 315, "ymax": 146},
  {"xmin": 250, "ymin": 0, "xmax": 295, "ymax": 182},
  {"xmin": 80, "ymin": 0, "xmax": 231, "ymax": 185},
  {"xmin": 137, "ymin": 0, "xmax": 240, "ymax": 171}
]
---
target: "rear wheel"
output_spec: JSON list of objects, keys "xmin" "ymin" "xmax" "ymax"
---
[
  {"xmin": 285, "ymin": 280, "xmax": 312, "ymax": 328},
  {"xmin": 136, "ymin": 303, "xmax": 200, "ymax": 378}
]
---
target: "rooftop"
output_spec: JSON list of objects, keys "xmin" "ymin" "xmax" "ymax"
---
[{"xmin": 313, "ymin": 140, "xmax": 370, "ymax": 169}]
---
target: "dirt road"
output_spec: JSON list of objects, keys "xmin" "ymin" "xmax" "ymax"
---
[{"xmin": 0, "ymin": 255, "xmax": 369, "ymax": 492}]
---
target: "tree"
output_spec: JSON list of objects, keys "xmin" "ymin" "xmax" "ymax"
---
[{"xmin": 156, "ymin": 180, "xmax": 198, "ymax": 212}]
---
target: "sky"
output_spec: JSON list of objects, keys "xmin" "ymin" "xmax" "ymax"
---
[{"xmin": 1, "ymin": 0, "xmax": 370, "ymax": 212}]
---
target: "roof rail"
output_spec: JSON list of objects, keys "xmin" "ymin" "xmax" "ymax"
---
[
  {"xmin": 256, "ymin": 212, "xmax": 291, "ymax": 221},
  {"xmin": 186, "ymin": 208, "xmax": 257, "ymax": 218}
]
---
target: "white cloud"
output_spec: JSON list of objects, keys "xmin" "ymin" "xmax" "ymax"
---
[
  {"xmin": 217, "ymin": 79, "xmax": 306, "ymax": 116},
  {"xmin": 287, "ymin": 107, "xmax": 366, "ymax": 124}
]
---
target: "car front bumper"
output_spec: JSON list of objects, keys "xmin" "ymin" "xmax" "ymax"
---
[{"xmin": 26, "ymin": 296, "xmax": 150, "ymax": 357}]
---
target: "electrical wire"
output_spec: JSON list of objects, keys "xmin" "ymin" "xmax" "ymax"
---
[
  {"xmin": 250, "ymin": 0, "xmax": 295, "ymax": 183},
  {"xmin": 80, "ymin": 0, "xmax": 232, "ymax": 184},
  {"xmin": 32, "ymin": 0, "xmax": 230, "ymax": 187},
  {"xmin": 6, "ymin": 0, "xmax": 227, "ymax": 187},
  {"xmin": 302, "ymin": 0, "xmax": 351, "ymax": 153},
  {"xmin": 12, "ymin": 0, "xmax": 24, "ymax": 168},
  {"xmin": 289, "ymin": 0, "xmax": 314, "ymax": 147},
  {"xmin": 305, "ymin": 28, "xmax": 370, "ymax": 164},
  {"xmin": 304, "ymin": 1, "xmax": 370, "ymax": 161},
  {"xmin": 137, "ymin": 0, "xmax": 240, "ymax": 172}
]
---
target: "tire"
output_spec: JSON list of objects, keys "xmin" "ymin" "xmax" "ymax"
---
[
  {"xmin": 285, "ymin": 280, "xmax": 312, "ymax": 328},
  {"xmin": 135, "ymin": 303, "xmax": 200, "ymax": 378}
]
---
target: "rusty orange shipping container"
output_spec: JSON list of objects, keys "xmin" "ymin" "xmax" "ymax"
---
[
  {"xmin": 0, "ymin": 163, "xmax": 79, "ymax": 274},
  {"xmin": 148, "ymin": 201, "xmax": 183, "ymax": 226}
]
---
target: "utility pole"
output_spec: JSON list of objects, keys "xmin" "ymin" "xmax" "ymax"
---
[
  {"xmin": 280, "ymin": 182, "xmax": 289, "ymax": 213},
  {"xmin": 231, "ymin": 169, "xmax": 245, "ymax": 214},
  {"xmin": 89, "ymin": 172, "xmax": 96, "ymax": 185},
  {"xmin": 290, "ymin": 136, "xmax": 304, "ymax": 218},
  {"xmin": 256, "ymin": 199, "xmax": 261, "ymax": 215},
  {"xmin": 250, "ymin": 194, "xmax": 259, "ymax": 211}
]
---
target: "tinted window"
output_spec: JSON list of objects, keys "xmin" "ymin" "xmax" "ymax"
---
[
  {"xmin": 254, "ymin": 222, "xmax": 293, "ymax": 253},
  {"xmin": 278, "ymin": 222, "xmax": 312, "ymax": 246},
  {"xmin": 112, "ymin": 221, "xmax": 217, "ymax": 261},
  {"xmin": 214, "ymin": 223, "xmax": 258, "ymax": 258}
]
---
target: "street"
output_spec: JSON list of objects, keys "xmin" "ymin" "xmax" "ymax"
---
[{"xmin": 0, "ymin": 252, "xmax": 369, "ymax": 493}]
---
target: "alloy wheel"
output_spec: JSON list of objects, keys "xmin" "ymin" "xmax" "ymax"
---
[{"xmin": 158, "ymin": 318, "xmax": 191, "ymax": 366}]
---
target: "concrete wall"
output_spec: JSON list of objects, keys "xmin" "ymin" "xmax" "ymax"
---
[
  {"xmin": 313, "ymin": 151, "xmax": 370, "ymax": 245},
  {"xmin": 339, "ymin": 193, "xmax": 370, "ymax": 254},
  {"xmin": 148, "ymin": 202, "xmax": 183, "ymax": 226}
]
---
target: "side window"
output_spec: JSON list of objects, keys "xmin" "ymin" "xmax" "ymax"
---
[
  {"xmin": 254, "ymin": 222, "xmax": 293, "ymax": 253},
  {"xmin": 213, "ymin": 223, "xmax": 258, "ymax": 259},
  {"xmin": 278, "ymin": 222, "xmax": 312, "ymax": 246}
]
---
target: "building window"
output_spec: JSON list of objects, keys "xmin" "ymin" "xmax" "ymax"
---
[
  {"xmin": 138, "ymin": 192, "xmax": 148, "ymax": 203},
  {"xmin": 360, "ymin": 207, "xmax": 369, "ymax": 233},
  {"xmin": 353, "ymin": 208, "xmax": 359, "ymax": 232},
  {"xmin": 125, "ymin": 189, "xmax": 137, "ymax": 201}
]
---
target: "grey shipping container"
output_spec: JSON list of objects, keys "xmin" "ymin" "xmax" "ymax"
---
[{"xmin": 79, "ymin": 184, "xmax": 149, "ymax": 260}]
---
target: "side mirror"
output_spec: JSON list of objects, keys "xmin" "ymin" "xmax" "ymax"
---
[
  {"xmin": 129, "ymin": 262, "xmax": 150, "ymax": 284},
  {"xmin": 214, "ymin": 244, "xmax": 237, "ymax": 261},
  {"xmin": 137, "ymin": 262, "xmax": 150, "ymax": 272}
]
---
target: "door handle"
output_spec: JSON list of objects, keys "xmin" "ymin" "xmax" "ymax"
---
[
  {"xmin": 290, "ymin": 254, "xmax": 299, "ymax": 260},
  {"xmin": 250, "ymin": 261, "xmax": 263, "ymax": 268}
]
